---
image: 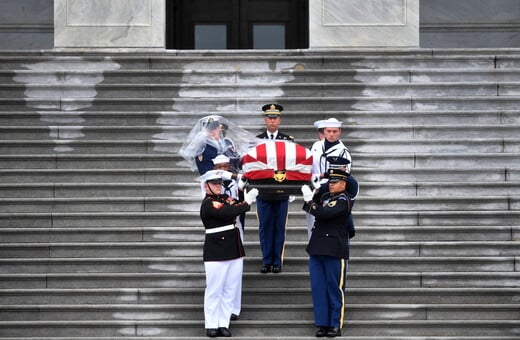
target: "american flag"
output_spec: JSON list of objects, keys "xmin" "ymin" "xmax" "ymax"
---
[{"xmin": 241, "ymin": 141, "xmax": 313, "ymax": 181}]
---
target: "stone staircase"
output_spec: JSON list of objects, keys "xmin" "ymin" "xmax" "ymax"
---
[{"xmin": 0, "ymin": 49, "xmax": 519, "ymax": 339}]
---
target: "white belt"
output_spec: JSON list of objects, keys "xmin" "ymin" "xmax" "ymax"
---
[{"xmin": 205, "ymin": 224, "xmax": 235, "ymax": 234}]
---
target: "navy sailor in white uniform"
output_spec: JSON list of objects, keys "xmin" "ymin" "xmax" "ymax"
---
[
  {"xmin": 306, "ymin": 118, "xmax": 352, "ymax": 239},
  {"xmin": 199, "ymin": 170, "xmax": 259, "ymax": 337}
]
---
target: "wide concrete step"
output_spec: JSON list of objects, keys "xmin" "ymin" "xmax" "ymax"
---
[
  {"xmin": 0, "ymin": 168, "xmax": 189, "ymax": 184},
  {"xmin": 3, "ymin": 271, "xmax": 519, "ymax": 289},
  {"xmin": 1, "ymin": 303, "xmax": 519, "ymax": 322},
  {"xmin": 2, "ymin": 338, "xmax": 516, "ymax": 340},
  {"xmin": 1, "ymin": 138, "xmax": 520, "ymax": 155},
  {"xmin": 0, "ymin": 226, "xmax": 517, "ymax": 243},
  {"xmin": 1, "ymin": 152, "xmax": 520, "ymax": 169},
  {"xmin": 3, "ymin": 96, "xmax": 520, "ymax": 112},
  {"xmin": 1, "ymin": 124, "xmax": 518, "ymax": 141},
  {"xmin": 0, "ymin": 186, "xmax": 520, "ymax": 213},
  {"xmin": 1, "ymin": 110, "xmax": 520, "ymax": 127},
  {"xmin": 0, "ymin": 303, "xmax": 317, "ymax": 321},
  {"xmin": 0, "ymin": 338, "xmax": 516, "ymax": 340},
  {"xmin": 1, "ymin": 210, "xmax": 518, "ymax": 227},
  {"xmin": 1, "ymin": 287, "xmax": 518, "ymax": 305},
  {"xmin": 0, "ymin": 256, "xmax": 516, "ymax": 275},
  {"xmin": 1, "ymin": 50, "xmax": 518, "ymax": 69},
  {"xmin": 0, "ymin": 319, "xmax": 519, "ymax": 337},
  {"xmin": 1, "ymin": 241, "xmax": 518, "ymax": 259},
  {"xmin": 349, "ymin": 138, "xmax": 520, "ymax": 153},
  {"xmin": 5, "ymin": 68, "xmax": 520, "ymax": 85},
  {"xmin": 0, "ymin": 196, "xmax": 517, "ymax": 212},
  {"xmin": 359, "ymin": 226, "xmax": 519, "ymax": 242},
  {"xmin": 2, "ymin": 335, "xmax": 517, "ymax": 340},
  {"xmin": 4, "ymin": 82, "xmax": 520, "ymax": 98},
  {"xmin": 1, "ymin": 167, "xmax": 518, "ymax": 184},
  {"xmin": 353, "ymin": 153, "xmax": 520, "ymax": 168},
  {"xmin": 357, "ymin": 182, "xmax": 520, "ymax": 198}
]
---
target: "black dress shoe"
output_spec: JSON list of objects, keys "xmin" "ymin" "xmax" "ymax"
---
[
  {"xmin": 206, "ymin": 328, "xmax": 218, "ymax": 337},
  {"xmin": 272, "ymin": 265, "xmax": 282, "ymax": 273},
  {"xmin": 230, "ymin": 313, "xmax": 238, "ymax": 321},
  {"xmin": 315, "ymin": 326, "xmax": 329, "ymax": 337},
  {"xmin": 260, "ymin": 265, "xmax": 272, "ymax": 273},
  {"xmin": 218, "ymin": 327, "xmax": 232, "ymax": 337},
  {"xmin": 326, "ymin": 326, "xmax": 341, "ymax": 337}
]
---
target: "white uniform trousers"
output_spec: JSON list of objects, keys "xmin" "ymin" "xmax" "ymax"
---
[{"xmin": 204, "ymin": 257, "xmax": 243, "ymax": 329}]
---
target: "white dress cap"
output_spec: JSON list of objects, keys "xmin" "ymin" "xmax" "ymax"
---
[
  {"xmin": 212, "ymin": 154, "xmax": 230, "ymax": 165},
  {"xmin": 315, "ymin": 118, "xmax": 343, "ymax": 129},
  {"xmin": 200, "ymin": 169, "xmax": 223, "ymax": 183},
  {"xmin": 313, "ymin": 120, "xmax": 325, "ymax": 129}
]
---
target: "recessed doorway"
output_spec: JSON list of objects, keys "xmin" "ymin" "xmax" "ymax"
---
[{"xmin": 166, "ymin": 0, "xmax": 309, "ymax": 49}]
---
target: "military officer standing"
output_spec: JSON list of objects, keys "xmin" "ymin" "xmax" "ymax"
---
[
  {"xmin": 200, "ymin": 170, "xmax": 258, "ymax": 337},
  {"xmin": 255, "ymin": 103, "xmax": 294, "ymax": 274},
  {"xmin": 301, "ymin": 168, "xmax": 353, "ymax": 338}
]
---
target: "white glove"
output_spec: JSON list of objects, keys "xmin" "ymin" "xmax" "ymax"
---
[
  {"xmin": 244, "ymin": 188, "xmax": 259, "ymax": 205},
  {"xmin": 301, "ymin": 185, "xmax": 314, "ymax": 202},
  {"xmin": 311, "ymin": 173, "xmax": 321, "ymax": 189},
  {"xmin": 237, "ymin": 176, "xmax": 248, "ymax": 191}
]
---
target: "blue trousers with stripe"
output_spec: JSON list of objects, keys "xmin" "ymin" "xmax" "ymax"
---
[
  {"xmin": 309, "ymin": 255, "xmax": 347, "ymax": 328},
  {"xmin": 256, "ymin": 198, "xmax": 288, "ymax": 267}
]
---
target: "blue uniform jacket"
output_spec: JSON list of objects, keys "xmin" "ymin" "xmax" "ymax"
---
[{"xmin": 303, "ymin": 191, "xmax": 352, "ymax": 259}]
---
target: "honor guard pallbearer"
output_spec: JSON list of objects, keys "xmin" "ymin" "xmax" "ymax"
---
[
  {"xmin": 307, "ymin": 118, "xmax": 352, "ymax": 239},
  {"xmin": 301, "ymin": 168, "xmax": 354, "ymax": 338},
  {"xmin": 199, "ymin": 170, "xmax": 259, "ymax": 337},
  {"xmin": 255, "ymin": 103, "xmax": 294, "ymax": 274}
]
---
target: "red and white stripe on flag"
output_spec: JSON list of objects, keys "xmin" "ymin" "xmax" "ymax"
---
[{"xmin": 241, "ymin": 140, "xmax": 313, "ymax": 181}]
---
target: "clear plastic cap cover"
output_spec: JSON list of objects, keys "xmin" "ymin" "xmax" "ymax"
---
[{"xmin": 178, "ymin": 115, "xmax": 260, "ymax": 171}]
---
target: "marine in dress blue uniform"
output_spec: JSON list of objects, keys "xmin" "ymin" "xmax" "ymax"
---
[
  {"xmin": 255, "ymin": 103, "xmax": 294, "ymax": 274},
  {"xmin": 301, "ymin": 168, "xmax": 353, "ymax": 338}
]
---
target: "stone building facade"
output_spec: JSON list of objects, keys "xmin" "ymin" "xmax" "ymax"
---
[{"xmin": 0, "ymin": 0, "xmax": 519, "ymax": 50}]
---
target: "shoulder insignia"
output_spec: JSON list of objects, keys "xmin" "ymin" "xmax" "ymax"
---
[
  {"xmin": 212, "ymin": 201, "xmax": 224, "ymax": 209},
  {"xmin": 327, "ymin": 201, "xmax": 337, "ymax": 207},
  {"xmin": 198, "ymin": 155, "xmax": 203, "ymax": 162}
]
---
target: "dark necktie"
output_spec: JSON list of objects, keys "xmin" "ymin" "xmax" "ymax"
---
[{"xmin": 270, "ymin": 134, "xmax": 274, "ymax": 139}]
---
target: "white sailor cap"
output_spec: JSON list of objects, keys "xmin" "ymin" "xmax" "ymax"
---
[
  {"xmin": 200, "ymin": 170, "xmax": 223, "ymax": 183},
  {"xmin": 315, "ymin": 118, "xmax": 343, "ymax": 129},
  {"xmin": 313, "ymin": 120, "xmax": 325, "ymax": 129},
  {"xmin": 212, "ymin": 154, "xmax": 230, "ymax": 164}
]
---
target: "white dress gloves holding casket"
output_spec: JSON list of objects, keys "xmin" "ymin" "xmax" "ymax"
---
[
  {"xmin": 301, "ymin": 185, "xmax": 314, "ymax": 202},
  {"xmin": 237, "ymin": 176, "xmax": 248, "ymax": 191},
  {"xmin": 244, "ymin": 188, "xmax": 259, "ymax": 205},
  {"xmin": 311, "ymin": 173, "xmax": 321, "ymax": 189}
]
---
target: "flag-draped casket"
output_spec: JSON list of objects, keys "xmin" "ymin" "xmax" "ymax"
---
[{"xmin": 241, "ymin": 141, "xmax": 313, "ymax": 194}]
